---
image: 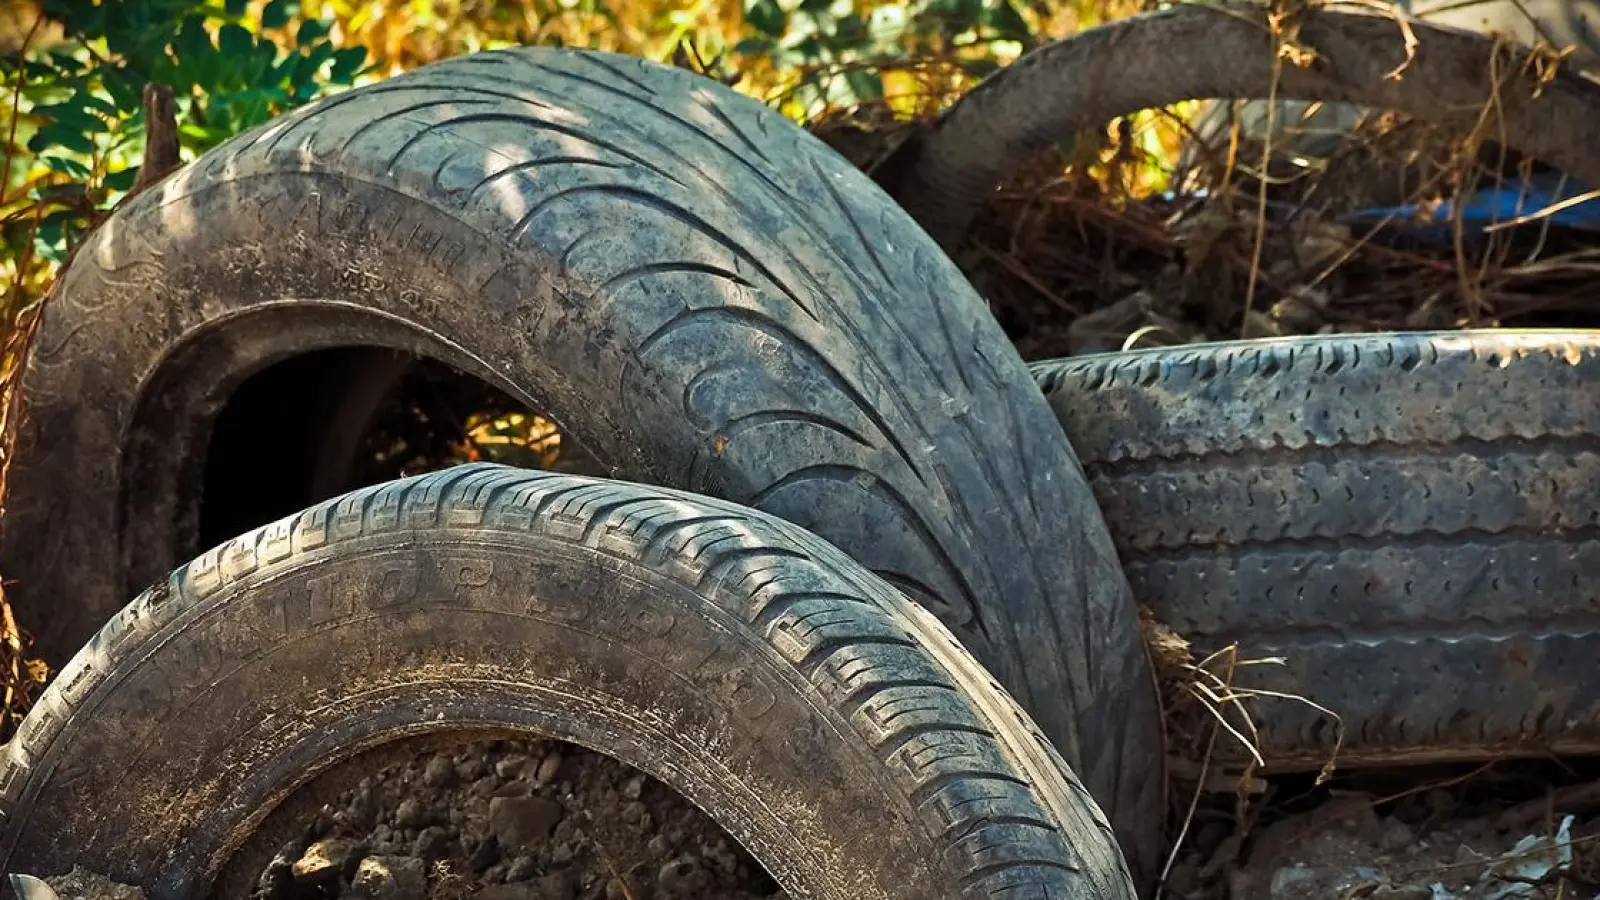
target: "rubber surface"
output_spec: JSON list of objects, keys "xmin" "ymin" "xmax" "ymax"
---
[
  {"xmin": 1032, "ymin": 331, "xmax": 1600, "ymax": 770},
  {"xmin": 0, "ymin": 464, "xmax": 1135, "ymax": 900},
  {"xmin": 6, "ymin": 47, "xmax": 1162, "ymax": 871}
]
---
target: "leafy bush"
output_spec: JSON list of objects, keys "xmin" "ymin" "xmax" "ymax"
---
[{"xmin": 3, "ymin": 0, "xmax": 367, "ymax": 266}]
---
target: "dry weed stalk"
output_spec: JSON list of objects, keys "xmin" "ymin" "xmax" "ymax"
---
[
  {"xmin": 0, "ymin": 6, "xmax": 49, "ymax": 741},
  {"xmin": 1144, "ymin": 612, "xmax": 1345, "ymax": 896}
]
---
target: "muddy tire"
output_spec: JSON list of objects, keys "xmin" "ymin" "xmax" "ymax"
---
[
  {"xmin": 0, "ymin": 465, "xmax": 1135, "ymax": 900},
  {"xmin": 7, "ymin": 47, "xmax": 1163, "ymax": 871},
  {"xmin": 1031, "ymin": 331, "xmax": 1600, "ymax": 770}
]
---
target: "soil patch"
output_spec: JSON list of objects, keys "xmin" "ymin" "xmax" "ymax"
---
[{"xmin": 254, "ymin": 739, "xmax": 785, "ymax": 900}]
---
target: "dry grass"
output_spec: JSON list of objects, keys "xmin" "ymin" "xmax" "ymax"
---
[
  {"xmin": 0, "ymin": 8, "xmax": 50, "ymax": 742},
  {"xmin": 958, "ymin": 12, "xmax": 1600, "ymax": 364}
]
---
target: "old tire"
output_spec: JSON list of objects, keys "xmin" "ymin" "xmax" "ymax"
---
[
  {"xmin": 0, "ymin": 464, "xmax": 1135, "ymax": 900},
  {"xmin": 884, "ymin": 4, "xmax": 1600, "ymax": 250},
  {"xmin": 8, "ymin": 47, "xmax": 1162, "ymax": 871},
  {"xmin": 1031, "ymin": 331, "xmax": 1600, "ymax": 770}
]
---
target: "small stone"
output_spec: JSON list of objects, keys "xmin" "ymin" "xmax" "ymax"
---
[
  {"xmin": 657, "ymin": 855, "xmax": 708, "ymax": 894},
  {"xmin": 412, "ymin": 826, "xmax": 454, "ymax": 861},
  {"xmin": 458, "ymin": 756, "xmax": 490, "ymax": 781},
  {"xmin": 291, "ymin": 839, "xmax": 359, "ymax": 885},
  {"xmin": 535, "ymin": 872, "xmax": 576, "ymax": 900},
  {"xmin": 423, "ymin": 754, "xmax": 457, "ymax": 788},
  {"xmin": 1369, "ymin": 884, "xmax": 1434, "ymax": 899},
  {"xmin": 42, "ymin": 867, "xmax": 146, "ymax": 900},
  {"xmin": 622, "ymin": 774, "xmax": 646, "ymax": 801},
  {"xmin": 1193, "ymin": 821, "xmax": 1230, "ymax": 857},
  {"xmin": 700, "ymin": 838, "xmax": 739, "ymax": 875},
  {"xmin": 470, "ymin": 885, "xmax": 541, "ymax": 900},
  {"xmin": 484, "ymin": 863, "xmax": 509, "ymax": 883},
  {"xmin": 1163, "ymin": 862, "xmax": 1200, "ymax": 896},
  {"xmin": 1334, "ymin": 803, "xmax": 1384, "ymax": 844},
  {"xmin": 506, "ymin": 855, "xmax": 538, "ymax": 881},
  {"xmin": 349, "ymin": 855, "xmax": 426, "ymax": 900},
  {"xmin": 470, "ymin": 835, "xmax": 502, "ymax": 873},
  {"xmin": 394, "ymin": 797, "xmax": 429, "ymax": 830},
  {"xmin": 496, "ymin": 755, "xmax": 531, "ymax": 780},
  {"xmin": 621, "ymin": 802, "xmax": 648, "ymax": 825},
  {"xmin": 647, "ymin": 835, "xmax": 671, "ymax": 858},
  {"xmin": 1380, "ymin": 819, "xmax": 1416, "ymax": 853},
  {"xmin": 534, "ymin": 752, "xmax": 564, "ymax": 787},
  {"xmin": 1269, "ymin": 864, "xmax": 1319, "ymax": 900},
  {"xmin": 490, "ymin": 796, "xmax": 565, "ymax": 850},
  {"xmin": 550, "ymin": 842, "xmax": 576, "ymax": 867},
  {"xmin": 1425, "ymin": 789, "xmax": 1457, "ymax": 815},
  {"xmin": 605, "ymin": 874, "xmax": 649, "ymax": 900}
]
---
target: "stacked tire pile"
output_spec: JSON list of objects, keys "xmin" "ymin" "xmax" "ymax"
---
[{"xmin": 2, "ymin": 10, "xmax": 1597, "ymax": 900}]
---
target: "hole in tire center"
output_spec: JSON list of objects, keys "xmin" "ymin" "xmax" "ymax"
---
[
  {"xmin": 199, "ymin": 363, "xmax": 782, "ymax": 898},
  {"xmin": 247, "ymin": 737, "xmax": 786, "ymax": 900},
  {"xmin": 199, "ymin": 349, "xmax": 606, "ymax": 550}
]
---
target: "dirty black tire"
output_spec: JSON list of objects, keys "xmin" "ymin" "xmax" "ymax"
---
[
  {"xmin": 7, "ymin": 47, "xmax": 1162, "ymax": 873},
  {"xmin": 0, "ymin": 465, "xmax": 1135, "ymax": 900},
  {"xmin": 1031, "ymin": 331, "xmax": 1600, "ymax": 770}
]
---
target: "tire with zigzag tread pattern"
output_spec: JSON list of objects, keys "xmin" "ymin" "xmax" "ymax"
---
[{"xmin": 1032, "ymin": 330, "xmax": 1600, "ymax": 770}]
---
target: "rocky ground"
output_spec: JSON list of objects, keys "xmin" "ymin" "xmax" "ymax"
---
[
  {"xmin": 246, "ymin": 739, "xmax": 784, "ymax": 900},
  {"xmin": 1160, "ymin": 764, "xmax": 1600, "ymax": 900}
]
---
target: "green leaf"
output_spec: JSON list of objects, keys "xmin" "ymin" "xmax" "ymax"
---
[
  {"xmin": 219, "ymin": 24, "xmax": 252, "ymax": 59},
  {"xmin": 844, "ymin": 69, "xmax": 883, "ymax": 101},
  {"xmin": 225, "ymin": 0, "xmax": 247, "ymax": 15},
  {"xmin": 105, "ymin": 166, "xmax": 141, "ymax": 191},
  {"xmin": 960, "ymin": 57, "xmax": 1000, "ymax": 77},
  {"xmin": 732, "ymin": 37, "xmax": 770, "ymax": 55},
  {"xmin": 984, "ymin": 0, "xmax": 1033, "ymax": 42},
  {"xmin": 41, "ymin": 155, "xmax": 92, "ymax": 178},
  {"xmin": 104, "ymin": 69, "xmax": 145, "ymax": 112},
  {"xmin": 743, "ymin": 0, "xmax": 785, "ymax": 37},
  {"xmin": 33, "ymin": 100, "xmax": 106, "ymax": 135},
  {"xmin": 80, "ymin": 93, "xmax": 119, "ymax": 117},
  {"xmin": 834, "ymin": 13, "xmax": 868, "ymax": 44},
  {"xmin": 27, "ymin": 122, "xmax": 96, "ymax": 155},
  {"xmin": 290, "ymin": 41, "xmax": 336, "ymax": 85},
  {"xmin": 173, "ymin": 15, "xmax": 216, "ymax": 88},
  {"xmin": 261, "ymin": 0, "xmax": 292, "ymax": 27},
  {"xmin": 329, "ymin": 47, "xmax": 366, "ymax": 82},
  {"xmin": 296, "ymin": 18, "xmax": 330, "ymax": 47},
  {"xmin": 46, "ymin": 50, "xmax": 86, "ymax": 74}
]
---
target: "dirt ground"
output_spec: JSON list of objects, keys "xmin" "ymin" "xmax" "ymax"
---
[
  {"xmin": 1162, "ymin": 763, "xmax": 1600, "ymax": 899},
  {"xmin": 241, "ymin": 739, "xmax": 783, "ymax": 900}
]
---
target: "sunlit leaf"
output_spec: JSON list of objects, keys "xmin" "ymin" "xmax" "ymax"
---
[
  {"xmin": 104, "ymin": 166, "xmax": 141, "ymax": 191},
  {"xmin": 296, "ymin": 18, "xmax": 330, "ymax": 47},
  {"xmin": 261, "ymin": 0, "xmax": 293, "ymax": 28},
  {"xmin": 40, "ymin": 156, "xmax": 92, "ymax": 179},
  {"xmin": 744, "ymin": 0, "xmax": 785, "ymax": 37},
  {"xmin": 844, "ymin": 67, "xmax": 883, "ymax": 101},
  {"xmin": 27, "ymin": 122, "xmax": 95, "ymax": 155},
  {"xmin": 104, "ymin": 69, "xmax": 144, "ymax": 112},
  {"xmin": 985, "ymin": 0, "xmax": 1033, "ymax": 43},
  {"xmin": 330, "ymin": 46, "xmax": 367, "ymax": 82}
]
